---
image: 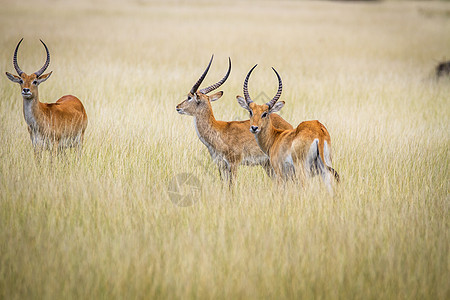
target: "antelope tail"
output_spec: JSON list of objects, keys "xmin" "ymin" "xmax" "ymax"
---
[
  {"xmin": 323, "ymin": 141, "xmax": 340, "ymax": 183},
  {"xmin": 326, "ymin": 166, "xmax": 340, "ymax": 183},
  {"xmin": 306, "ymin": 139, "xmax": 334, "ymax": 194}
]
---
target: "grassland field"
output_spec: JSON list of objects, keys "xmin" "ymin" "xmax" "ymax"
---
[{"xmin": 0, "ymin": 0, "xmax": 449, "ymax": 299}]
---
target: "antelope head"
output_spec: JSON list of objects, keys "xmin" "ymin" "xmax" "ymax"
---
[
  {"xmin": 176, "ymin": 55, "xmax": 231, "ymax": 116},
  {"xmin": 237, "ymin": 65, "xmax": 285, "ymax": 134},
  {"xmin": 5, "ymin": 38, "xmax": 52, "ymax": 101}
]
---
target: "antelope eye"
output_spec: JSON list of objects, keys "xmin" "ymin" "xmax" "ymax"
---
[
  {"xmin": 249, "ymin": 111, "xmax": 253, "ymax": 117},
  {"xmin": 32, "ymin": 80, "xmax": 38, "ymax": 85},
  {"xmin": 261, "ymin": 112, "xmax": 268, "ymax": 118},
  {"xmin": 19, "ymin": 79, "xmax": 23, "ymax": 84}
]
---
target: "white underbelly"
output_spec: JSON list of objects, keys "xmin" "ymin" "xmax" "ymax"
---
[
  {"xmin": 58, "ymin": 135, "xmax": 82, "ymax": 148},
  {"xmin": 31, "ymin": 132, "xmax": 46, "ymax": 148},
  {"xmin": 30, "ymin": 132, "xmax": 82, "ymax": 149},
  {"xmin": 241, "ymin": 154, "xmax": 268, "ymax": 166},
  {"xmin": 282, "ymin": 155, "xmax": 296, "ymax": 177}
]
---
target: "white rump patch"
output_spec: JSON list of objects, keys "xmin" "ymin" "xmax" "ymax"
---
[
  {"xmin": 305, "ymin": 138, "xmax": 333, "ymax": 195},
  {"xmin": 323, "ymin": 141, "xmax": 332, "ymax": 167}
]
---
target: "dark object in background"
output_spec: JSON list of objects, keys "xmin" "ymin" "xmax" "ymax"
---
[{"xmin": 436, "ymin": 61, "xmax": 450, "ymax": 77}]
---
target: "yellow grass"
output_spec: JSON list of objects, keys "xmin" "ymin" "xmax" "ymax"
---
[{"xmin": 0, "ymin": 0, "xmax": 449, "ymax": 299}]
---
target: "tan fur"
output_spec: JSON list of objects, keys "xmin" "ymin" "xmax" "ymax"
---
[
  {"xmin": 247, "ymin": 102, "xmax": 337, "ymax": 184},
  {"xmin": 176, "ymin": 92, "xmax": 292, "ymax": 184},
  {"xmin": 30, "ymin": 95, "xmax": 88, "ymax": 141},
  {"xmin": 6, "ymin": 71, "xmax": 88, "ymax": 157}
]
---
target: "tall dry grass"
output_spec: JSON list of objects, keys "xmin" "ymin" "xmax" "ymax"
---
[{"xmin": 0, "ymin": 0, "xmax": 449, "ymax": 299}]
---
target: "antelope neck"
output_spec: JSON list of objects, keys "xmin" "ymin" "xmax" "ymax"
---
[
  {"xmin": 22, "ymin": 95, "xmax": 44, "ymax": 131},
  {"xmin": 193, "ymin": 106, "xmax": 220, "ymax": 145},
  {"xmin": 255, "ymin": 119, "xmax": 279, "ymax": 155}
]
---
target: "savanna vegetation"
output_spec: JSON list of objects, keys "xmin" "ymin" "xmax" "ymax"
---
[{"xmin": 0, "ymin": 0, "xmax": 449, "ymax": 299}]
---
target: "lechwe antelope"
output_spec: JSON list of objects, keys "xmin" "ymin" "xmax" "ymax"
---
[
  {"xmin": 237, "ymin": 65, "xmax": 339, "ymax": 193},
  {"xmin": 5, "ymin": 39, "xmax": 88, "ymax": 159},
  {"xmin": 176, "ymin": 56, "xmax": 293, "ymax": 185}
]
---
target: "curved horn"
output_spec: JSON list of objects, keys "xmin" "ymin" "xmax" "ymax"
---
[
  {"xmin": 34, "ymin": 39, "xmax": 50, "ymax": 77},
  {"xmin": 199, "ymin": 57, "xmax": 231, "ymax": 94},
  {"xmin": 266, "ymin": 67, "xmax": 282, "ymax": 108},
  {"xmin": 13, "ymin": 38, "xmax": 24, "ymax": 76},
  {"xmin": 190, "ymin": 55, "xmax": 213, "ymax": 94},
  {"xmin": 243, "ymin": 64, "xmax": 257, "ymax": 104}
]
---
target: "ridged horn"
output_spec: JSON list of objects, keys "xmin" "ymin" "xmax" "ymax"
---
[
  {"xmin": 199, "ymin": 57, "xmax": 231, "ymax": 94},
  {"xmin": 34, "ymin": 39, "xmax": 50, "ymax": 77},
  {"xmin": 266, "ymin": 67, "xmax": 282, "ymax": 108},
  {"xmin": 243, "ymin": 64, "xmax": 257, "ymax": 104},
  {"xmin": 13, "ymin": 38, "xmax": 24, "ymax": 76},
  {"xmin": 190, "ymin": 55, "xmax": 213, "ymax": 94}
]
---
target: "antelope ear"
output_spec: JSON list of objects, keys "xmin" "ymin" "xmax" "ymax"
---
[
  {"xmin": 5, "ymin": 72, "xmax": 22, "ymax": 83},
  {"xmin": 192, "ymin": 92, "xmax": 201, "ymax": 103},
  {"xmin": 269, "ymin": 101, "xmax": 285, "ymax": 114},
  {"xmin": 236, "ymin": 95, "xmax": 250, "ymax": 112},
  {"xmin": 36, "ymin": 71, "xmax": 52, "ymax": 84},
  {"xmin": 209, "ymin": 91, "xmax": 223, "ymax": 102}
]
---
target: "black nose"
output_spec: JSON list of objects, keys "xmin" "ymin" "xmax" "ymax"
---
[
  {"xmin": 22, "ymin": 88, "xmax": 30, "ymax": 93},
  {"xmin": 250, "ymin": 125, "xmax": 259, "ymax": 132}
]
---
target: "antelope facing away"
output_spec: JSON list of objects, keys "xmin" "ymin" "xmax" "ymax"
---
[
  {"xmin": 5, "ymin": 39, "xmax": 88, "ymax": 159},
  {"xmin": 237, "ymin": 65, "xmax": 339, "ymax": 193},
  {"xmin": 176, "ymin": 56, "xmax": 293, "ymax": 185}
]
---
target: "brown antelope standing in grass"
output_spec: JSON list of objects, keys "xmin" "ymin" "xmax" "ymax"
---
[
  {"xmin": 176, "ymin": 56, "xmax": 293, "ymax": 185},
  {"xmin": 237, "ymin": 65, "xmax": 339, "ymax": 193},
  {"xmin": 5, "ymin": 39, "xmax": 88, "ymax": 159}
]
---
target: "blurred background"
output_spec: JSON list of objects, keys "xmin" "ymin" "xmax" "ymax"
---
[{"xmin": 0, "ymin": 0, "xmax": 449, "ymax": 299}]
